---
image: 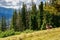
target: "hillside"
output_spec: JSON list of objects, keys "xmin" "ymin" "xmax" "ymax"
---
[{"xmin": 0, "ymin": 28, "xmax": 60, "ymax": 40}]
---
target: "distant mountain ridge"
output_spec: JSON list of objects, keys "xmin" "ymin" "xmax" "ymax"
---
[{"xmin": 0, "ymin": 7, "xmax": 13, "ymax": 20}]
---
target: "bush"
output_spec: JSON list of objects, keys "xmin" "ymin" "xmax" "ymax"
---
[
  {"xmin": 0, "ymin": 32, "xmax": 4, "ymax": 38},
  {"xmin": 23, "ymin": 29, "xmax": 33, "ymax": 33},
  {"xmin": 0, "ymin": 29, "xmax": 34, "ymax": 38},
  {"xmin": 0, "ymin": 29, "xmax": 15, "ymax": 38},
  {"xmin": 15, "ymin": 32, "xmax": 21, "ymax": 35}
]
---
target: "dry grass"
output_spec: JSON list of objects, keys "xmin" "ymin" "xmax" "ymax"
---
[{"xmin": 0, "ymin": 28, "xmax": 60, "ymax": 40}]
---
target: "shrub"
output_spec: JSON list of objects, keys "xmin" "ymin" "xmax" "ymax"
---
[
  {"xmin": 0, "ymin": 29, "xmax": 15, "ymax": 38},
  {"xmin": 23, "ymin": 29, "xmax": 33, "ymax": 33},
  {"xmin": 15, "ymin": 32, "xmax": 21, "ymax": 35},
  {"xmin": 0, "ymin": 32, "xmax": 4, "ymax": 38}
]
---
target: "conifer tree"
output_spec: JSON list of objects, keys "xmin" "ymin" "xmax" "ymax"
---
[
  {"xmin": 11, "ymin": 9, "xmax": 17, "ymax": 31},
  {"xmin": 1, "ymin": 16, "xmax": 6, "ymax": 31},
  {"xmin": 16, "ymin": 10, "xmax": 24, "ymax": 31},
  {"xmin": 28, "ymin": 9, "xmax": 32, "ymax": 30},
  {"xmin": 25, "ymin": 11, "xmax": 30, "ymax": 29},
  {"xmin": 31, "ymin": 1, "xmax": 38, "ymax": 30},
  {"xmin": 0, "ymin": 19, "xmax": 1, "ymax": 31},
  {"xmin": 39, "ymin": 1, "xmax": 44, "ymax": 30},
  {"xmin": 21, "ymin": 3, "xmax": 27, "ymax": 30},
  {"xmin": 41, "ymin": 11, "xmax": 53, "ymax": 30}
]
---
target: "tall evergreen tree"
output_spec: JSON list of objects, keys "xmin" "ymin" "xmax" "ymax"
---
[
  {"xmin": 1, "ymin": 16, "xmax": 6, "ymax": 31},
  {"xmin": 41, "ymin": 11, "xmax": 53, "ymax": 30},
  {"xmin": 39, "ymin": 1, "xmax": 44, "ymax": 30},
  {"xmin": 31, "ymin": 1, "xmax": 38, "ymax": 30},
  {"xmin": 16, "ymin": 10, "xmax": 24, "ymax": 31},
  {"xmin": 21, "ymin": 3, "xmax": 27, "ymax": 30},
  {"xmin": 51, "ymin": 0, "xmax": 56, "ymax": 5},
  {"xmin": 25, "ymin": 11, "xmax": 30, "ymax": 29},
  {"xmin": 11, "ymin": 9, "xmax": 17, "ymax": 31},
  {"xmin": 0, "ymin": 19, "xmax": 1, "ymax": 31}
]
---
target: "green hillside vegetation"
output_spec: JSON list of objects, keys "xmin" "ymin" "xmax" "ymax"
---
[
  {"xmin": 0, "ymin": 28, "xmax": 60, "ymax": 40},
  {"xmin": 0, "ymin": 0, "xmax": 60, "ymax": 39}
]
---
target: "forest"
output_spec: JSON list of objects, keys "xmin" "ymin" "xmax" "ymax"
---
[{"xmin": 0, "ymin": 0, "xmax": 60, "ymax": 38}]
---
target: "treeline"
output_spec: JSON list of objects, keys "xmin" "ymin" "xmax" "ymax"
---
[
  {"xmin": 0, "ymin": 1, "xmax": 60, "ymax": 32},
  {"xmin": 10, "ymin": 1, "xmax": 60, "ymax": 31}
]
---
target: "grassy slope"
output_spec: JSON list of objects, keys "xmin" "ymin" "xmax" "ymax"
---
[{"xmin": 0, "ymin": 28, "xmax": 60, "ymax": 40}]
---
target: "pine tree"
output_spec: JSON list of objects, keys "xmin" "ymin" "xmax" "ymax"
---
[
  {"xmin": 51, "ymin": 0, "xmax": 56, "ymax": 5},
  {"xmin": 11, "ymin": 9, "xmax": 17, "ymax": 31},
  {"xmin": 41, "ymin": 11, "xmax": 53, "ymax": 30},
  {"xmin": 16, "ymin": 10, "xmax": 24, "ymax": 31},
  {"xmin": 29, "ymin": 10, "xmax": 32, "ymax": 29},
  {"xmin": 21, "ymin": 3, "xmax": 27, "ymax": 30},
  {"xmin": 1, "ymin": 16, "xmax": 6, "ymax": 31},
  {"xmin": 37, "ymin": 10, "xmax": 40, "ymax": 30},
  {"xmin": 0, "ymin": 19, "xmax": 1, "ymax": 31},
  {"xmin": 39, "ymin": 1, "xmax": 44, "ymax": 30},
  {"xmin": 31, "ymin": 1, "xmax": 38, "ymax": 30},
  {"xmin": 25, "ymin": 11, "xmax": 30, "ymax": 29}
]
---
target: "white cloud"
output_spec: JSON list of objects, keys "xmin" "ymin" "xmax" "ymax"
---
[
  {"xmin": 20, "ymin": 0, "xmax": 26, "ymax": 2},
  {"xmin": 0, "ymin": 0, "xmax": 21, "ymax": 9},
  {"xmin": 34, "ymin": 0, "xmax": 37, "ymax": 3},
  {"xmin": 0, "ymin": 0, "xmax": 45, "ymax": 9},
  {"xmin": 6, "ymin": 0, "xmax": 20, "ymax": 5},
  {"xmin": 26, "ymin": 0, "xmax": 31, "ymax": 3}
]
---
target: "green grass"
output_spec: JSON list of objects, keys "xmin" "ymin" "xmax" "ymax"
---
[{"xmin": 0, "ymin": 28, "xmax": 60, "ymax": 40}]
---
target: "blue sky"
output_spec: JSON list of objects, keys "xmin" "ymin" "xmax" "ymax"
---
[{"xmin": 0, "ymin": 0, "xmax": 49, "ymax": 9}]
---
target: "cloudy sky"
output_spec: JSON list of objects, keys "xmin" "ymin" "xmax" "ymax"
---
[{"xmin": 0, "ymin": 0, "xmax": 48, "ymax": 9}]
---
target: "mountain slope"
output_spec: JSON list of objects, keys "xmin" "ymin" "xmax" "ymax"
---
[
  {"xmin": 0, "ymin": 28, "xmax": 60, "ymax": 40},
  {"xmin": 0, "ymin": 7, "xmax": 13, "ymax": 19}
]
